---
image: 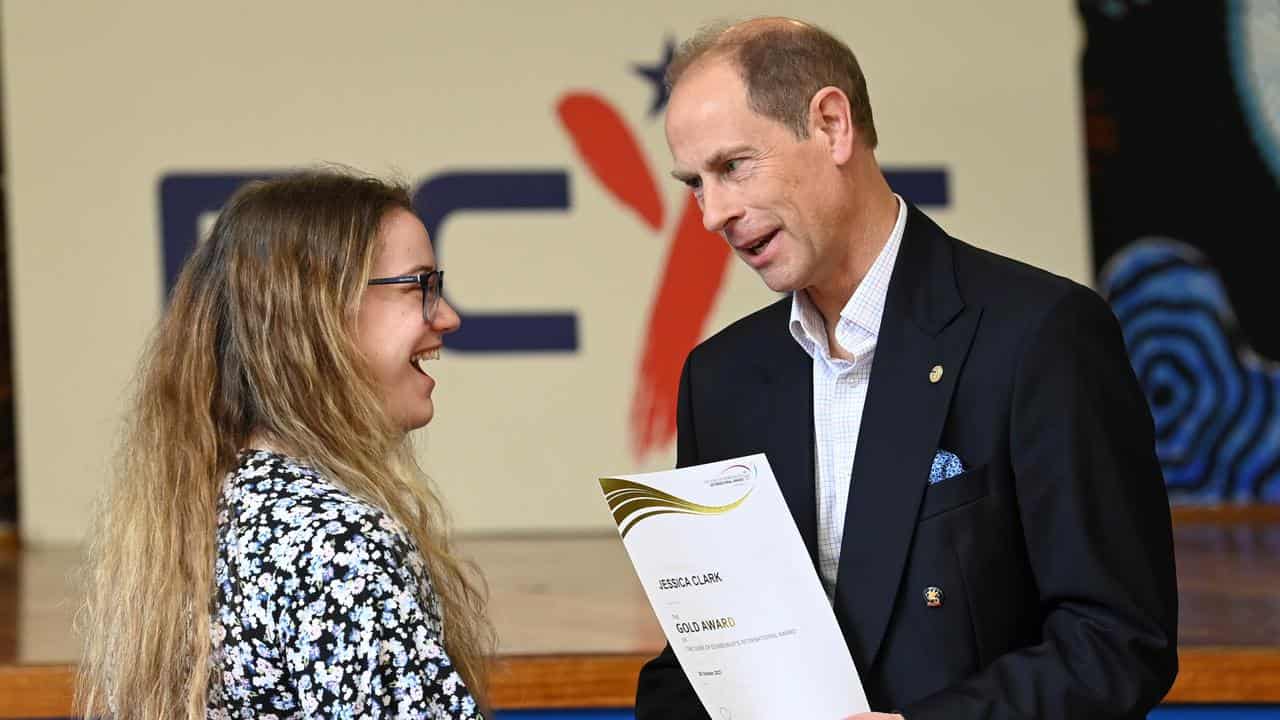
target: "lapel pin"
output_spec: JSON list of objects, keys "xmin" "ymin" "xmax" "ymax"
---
[
  {"xmin": 924, "ymin": 586, "xmax": 944, "ymax": 608},
  {"xmin": 929, "ymin": 365, "xmax": 944, "ymax": 384}
]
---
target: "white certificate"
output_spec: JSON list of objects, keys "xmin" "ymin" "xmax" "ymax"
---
[{"xmin": 599, "ymin": 454, "xmax": 870, "ymax": 719}]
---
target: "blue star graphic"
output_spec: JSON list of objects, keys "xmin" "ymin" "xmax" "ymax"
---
[{"xmin": 633, "ymin": 36, "xmax": 676, "ymax": 117}]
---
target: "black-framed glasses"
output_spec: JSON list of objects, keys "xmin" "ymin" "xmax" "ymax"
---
[{"xmin": 367, "ymin": 270, "xmax": 444, "ymax": 323}]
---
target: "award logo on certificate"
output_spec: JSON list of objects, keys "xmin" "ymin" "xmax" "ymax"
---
[{"xmin": 599, "ymin": 454, "xmax": 870, "ymax": 719}]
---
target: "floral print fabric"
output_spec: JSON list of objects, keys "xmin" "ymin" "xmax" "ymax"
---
[{"xmin": 207, "ymin": 450, "xmax": 482, "ymax": 719}]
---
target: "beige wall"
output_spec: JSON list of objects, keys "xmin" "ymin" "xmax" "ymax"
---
[{"xmin": 2, "ymin": 2, "xmax": 1087, "ymax": 545}]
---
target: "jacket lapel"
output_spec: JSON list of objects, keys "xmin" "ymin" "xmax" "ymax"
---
[
  {"xmin": 758, "ymin": 304, "xmax": 819, "ymax": 568},
  {"xmin": 832, "ymin": 206, "xmax": 981, "ymax": 671}
]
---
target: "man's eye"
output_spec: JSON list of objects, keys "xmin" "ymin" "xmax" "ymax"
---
[{"xmin": 725, "ymin": 159, "xmax": 740, "ymax": 173}]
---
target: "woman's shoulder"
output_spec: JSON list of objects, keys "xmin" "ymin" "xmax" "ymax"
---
[
  {"xmin": 217, "ymin": 450, "xmax": 441, "ymax": 618},
  {"xmin": 226, "ymin": 450, "xmax": 371, "ymax": 516},
  {"xmin": 219, "ymin": 450, "xmax": 415, "ymax": 561}
]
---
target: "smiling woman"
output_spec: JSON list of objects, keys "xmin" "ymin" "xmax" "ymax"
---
[
  {"xmin": 76, "ymin": 170, "xmax": 491, "ymax": 719},
  {"xmin": 358, "ymin": 209, "xmax": 460, "ymax": 431}
]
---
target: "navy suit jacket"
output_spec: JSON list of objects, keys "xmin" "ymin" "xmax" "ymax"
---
[{"xmin": 635, "ymin": 206, "xmax": 1178, "ymax": 719}]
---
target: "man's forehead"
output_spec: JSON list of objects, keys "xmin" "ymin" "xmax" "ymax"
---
[
  {"xmin": 666, "ymin": 115, "xmax": 741, "ymax": 173},
  {"xmin": 666, "ymin": 66, "xmax": 749, "ymax": 151},
  {"xmin": 668, "ymin": 93, "xmax": 779, "ymax": 173},
  {"xmin": 669, "ymin": 56, "xmax": 743, "ymax": 108}
]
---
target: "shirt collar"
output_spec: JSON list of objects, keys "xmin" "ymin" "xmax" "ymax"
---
[{"xmin": 789, "ymin": 194, "xmax": 907, "ymax": 357}]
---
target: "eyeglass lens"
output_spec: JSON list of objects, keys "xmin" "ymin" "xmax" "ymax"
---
[{"xmin": 424, "ymin": 272, "xmax": 442, "ymax": 323}]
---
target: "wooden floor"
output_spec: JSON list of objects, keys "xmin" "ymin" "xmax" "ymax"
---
[
  {"xmin": 1168, "ymin": 506, "xmax": 1280, "ymax": 647},
  {"xmin": 0, "ymin": 533, "xmax": 666, "ymax": 664},
  {"xmin": 1, "ymin": 507, "xmax": 1279, "ymax": 710}
]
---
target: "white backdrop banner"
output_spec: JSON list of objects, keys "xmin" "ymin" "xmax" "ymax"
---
[{"xmin": 2, "ymin": 2, "xmax": 1088, "ymax": 543}]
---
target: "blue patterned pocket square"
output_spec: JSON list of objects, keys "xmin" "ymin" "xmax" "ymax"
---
[{"xmin": 929, "ymin": 449, "xmax": 966, "ymax": 485}]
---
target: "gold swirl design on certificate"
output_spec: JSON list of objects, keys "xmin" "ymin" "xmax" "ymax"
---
[{"xmin": 599, "ymin": 477, "xmax": 752, "ymax": 538}]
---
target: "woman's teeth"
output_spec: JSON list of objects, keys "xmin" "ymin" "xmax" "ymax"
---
[{"xmin": 412, "ymin": 349, "xmax": 440, "ymax": 373}]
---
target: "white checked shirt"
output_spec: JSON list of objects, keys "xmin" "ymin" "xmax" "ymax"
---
[{"xmin": 788, "ymin": 195, "xmax": 906, "ymax": 600}]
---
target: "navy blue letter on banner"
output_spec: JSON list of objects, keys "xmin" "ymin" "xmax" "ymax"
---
[
  {"xmin": 415, "ymin": 172, "xmax": 576, "ymax": 352},
  {"xmin": 884, "ymin": 168, "xmax": 949, "ymax": 207}
]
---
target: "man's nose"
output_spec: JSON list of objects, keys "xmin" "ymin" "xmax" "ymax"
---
[{"xmin": 700, "ymin": 183, "xmax": 742, "ymax": 235}]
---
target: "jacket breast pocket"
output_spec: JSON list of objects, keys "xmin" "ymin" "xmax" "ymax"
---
[{"xmin": 918, "ymin": 463, "xmax": 990, "ymax": 520}]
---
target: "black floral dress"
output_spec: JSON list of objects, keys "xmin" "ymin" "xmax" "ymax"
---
[{"xmin": 207, "ymin": 450, "xmax": 482, "ymax": 719}]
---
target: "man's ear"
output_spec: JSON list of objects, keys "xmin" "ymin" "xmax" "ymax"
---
[{"xmin": 809, "ymin": 86, "xmax": 855, "ymax": 165}]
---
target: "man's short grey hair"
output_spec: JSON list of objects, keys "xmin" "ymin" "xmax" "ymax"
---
[{"xmin": 666, "ymin": 18, "xmax": 878, "ymax": 148}]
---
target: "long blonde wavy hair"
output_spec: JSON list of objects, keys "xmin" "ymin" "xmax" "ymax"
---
[{"xmin": 77, "ymin": 170, "xmax": 493, "ymax": 718}]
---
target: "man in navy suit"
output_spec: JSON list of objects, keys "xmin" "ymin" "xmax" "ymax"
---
[{"xmin": 635, "ymin": 17, "xmax": 1178, "ymax": 720}]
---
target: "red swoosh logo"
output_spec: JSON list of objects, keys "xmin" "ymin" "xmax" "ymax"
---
[{"xmin": 558, "ymin": 92, "xmax": 731, "ymax": 460}]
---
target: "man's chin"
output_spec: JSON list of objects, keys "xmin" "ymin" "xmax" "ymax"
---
[{"xmin": 757, "ymin": 269, "xmax": 800, "ymax": 295}]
